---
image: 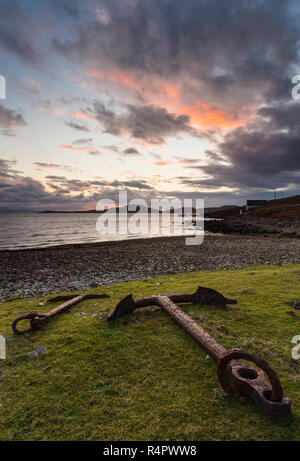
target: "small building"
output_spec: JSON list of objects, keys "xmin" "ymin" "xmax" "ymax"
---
[{"xmin": 245, "ymin": 200, "xmax": 267, "ymax": 212}]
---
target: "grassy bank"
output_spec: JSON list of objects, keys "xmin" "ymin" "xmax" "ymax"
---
[{"xmin": 0, "ymin": 264, "xmax": 299, "ymax": 441}]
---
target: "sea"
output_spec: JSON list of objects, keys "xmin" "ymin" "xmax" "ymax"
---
[{"xmin": 0, "ymin": 212, "xmax": 209, "ymax": 251}]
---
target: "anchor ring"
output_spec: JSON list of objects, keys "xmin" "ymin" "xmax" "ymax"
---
[
  {"xmin": 12, "ymin": 312, "xmax": 47, "ymax": 335},
  {"xmin": 217, "ymin": 348, "xmax": 283, "ymax": 402}
]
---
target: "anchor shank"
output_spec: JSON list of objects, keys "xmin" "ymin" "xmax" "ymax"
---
[
  {"xmin": 135, "ymin": 293, "xmax": 195, "ymax": 309},
  {"xmin": 46, "ymin": 295, "xmax": 85, "ymax": 318},
  {"xmin": 156, "ymin": 295, "xmax": 226, "ymax": 360}
]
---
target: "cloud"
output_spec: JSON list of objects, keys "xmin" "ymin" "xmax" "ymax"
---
[
  {"xmin": 53, "ymin": 0, "xmax": 300, "ymax": 113},
  {"xmin": 0, "ymin": 154, "xmax": 298, "ymax": 211},
  {"xmin": 179, "ymin": 103, "xmax": 245, "ymax": 129},
  {"xmin": 0, "ymin": 103, "xmax": 26, "ymax": 136},
  {"xmin": 72, "ymin": 138, "xmax": 93, "ymax": 145},
  {"xmin": 0, "ymin": 157, "xmax": 154, "ymax": 211},
  {"xmin": 0, "ymin": 158, "xmax": 21, "ymax": 178},
  {"xmin": 47, "ymin": 175, "xmax": 153, "ymax": 191},
  {"xmin": 154, "ymin": 158, "xmax": 200, "ymax": 167},
  {"xmin": 2, "ymin": 1, "xmax": 300, "ymax": 207},
  {"xmin": 0, "ymin": 1, "xmax": 38, "ymax": 64},
  {"xmin": 123, "ymin": 148, "xmax": 140, "ymax": 155},
  {"xmin": 24, "ymin": 77, "xmax": 41, "ymax": 89},
  {"xmin": 124, "ymin": 104, "xmax": 193, "ymax": 144},
  {"xmin": 64, "ymin": 120, "xmax": 90, "ymax": 132},
  {"xmin": 34, "ymin": 163, "xmax": 64, "ymax": 169},
  {"xmin": 89, "ymin": 101, "xmax": 120, "ymax": 136},
  {"xmin": 59, "ymin": 136, "xmax": 101, "ymax": 155},
  {"xmin": 103, "ymin": 145, "xmax": 120, "ymax": 153},
  {"xmin": 182, "ymin": 101, "xmax": 300, "ymax": 192},
  {"xmin": 43, "ymin": 107, "xmax": 94, "ymax": 120},
  {"xmin": 49, "ymin": 0, "xmax": 300, "ymax": 193},
  {"xmin": 60, "ymin": 144, "xmax": 102, "ymax": 155},
  {"xmin": 50, "ymin": 0, "xmax": 79, "ymax": 19},
  {"xmin": 90, "ymin": 101, "xmax": 194, "ymax": 144}
]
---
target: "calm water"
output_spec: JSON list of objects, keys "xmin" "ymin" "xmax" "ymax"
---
[{"xmin": 0, "ymin": 213, "xmax": 206, "ymax": 251}]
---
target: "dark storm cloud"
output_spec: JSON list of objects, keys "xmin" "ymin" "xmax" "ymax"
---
[
  {"xmin": 0, "ymin": 154, "xmax": 297, "ymax": 211},
  {"xmin": 181, "ymin": 101, "xmax": 300, "ymax": 191},
  {"xmin": 0, "ymin": 1, "xmax": 37, "ymax": 64},
  {"xmin": 124, "ymin": 104, "xmax": 193, "ymax": 144},
  {"xmin": 89, "ymin": 101, "xmax": 120, "ymax": 136},
  {"xmin": 50, "ymin": 0, "xmax": 300, "ymax": 193},
  {"xmin": 217, "ymin": 102, "xmax": 300, "ymax": 182},
  {"xmin": 50, "ymin": 0, "xmax": 79, "ymax": 18},
  {"xmin": 258, "ymin": 103, "xmax": 300, "ymax": 133},
  {"xmin": 90, "ymin": 101, "xmax": 193, "ymax": 144},
  {"xmin": 53, "ymin": 0, "xmax": 300, "ymax": 109},
  {"xmin": 2, "ymin": 0, "xmax": 300, "ymax": 208},
  {"xmin": 0, "ymin": 157, "xmax": 153, "ymax": 211}
]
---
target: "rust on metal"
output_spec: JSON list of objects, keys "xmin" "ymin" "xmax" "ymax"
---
[
  {"xmin": 107, "ymin": 290, "xmax": 291, "ymax": 417},
  {"xmin": 12, "ymin": 293, "xmax": 109, "ymax": 335},
  {"xmin": 107, "ymin": 286, "xmax": 237, "ymax": 321},
  {"xmin": 46, "ymin": 293, "xmax": 109, "ymax": 303}
]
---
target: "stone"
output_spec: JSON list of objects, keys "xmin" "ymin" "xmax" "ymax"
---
[{"xmin": 28, "ymin": 346, "xmax": 48, "ymax": 357}]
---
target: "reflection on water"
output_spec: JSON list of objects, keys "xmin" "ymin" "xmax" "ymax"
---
[{"xmin": 0, "ymin": 212, "xmax": 207, "ymax": 251}]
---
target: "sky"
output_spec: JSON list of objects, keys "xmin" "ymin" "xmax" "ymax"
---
[{"xmin": 0, "ymin": 0, "xmax": 300, "ymax": 211}]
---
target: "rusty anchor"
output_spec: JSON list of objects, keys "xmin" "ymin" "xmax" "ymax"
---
[
  {"xmin": 107, "ymin": 286, "xmax": 237, "ymax": 320},
  {"xmin": 107, "ymin": 288, "xmax": 291, "ymax": 417},
  {"xmin": 12, "ymin": 293, "xmax": 109, "ymax": 335}
]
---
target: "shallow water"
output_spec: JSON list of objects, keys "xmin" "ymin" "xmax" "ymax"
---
[{"xmin": 0, "ymin": 212, "xmax": 207, "ymax": 250}]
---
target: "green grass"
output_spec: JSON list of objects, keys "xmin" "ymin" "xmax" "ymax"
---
[{"xmin": 0, "ymin": 264, "xmax": 299, "ymax": 441}]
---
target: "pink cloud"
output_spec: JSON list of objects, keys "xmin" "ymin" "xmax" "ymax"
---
[
  {"xmin": 60, "ymin": 145, "xmax": 101, "ymax": 155},
  {"xmin": 154, "ymin": 159, "xmax": 200, "ymax": 167},
  {"xmin": 179, "ymin": 103, "xmax": 246, "ymax": 129},
  {"xmin": 42, "ymin": 108, "xmax": 95, "ymax": 121},
  {"xmin": 24, "ymin": 77, "xmax": 41, "ymax": 88},
  {"xmin": 35, "ymin": 163, "xmax": 62, "ymax": 169}
]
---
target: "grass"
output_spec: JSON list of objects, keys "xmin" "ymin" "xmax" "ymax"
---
[{"xmin": 0, "ymin": 264, "xmax": 299, "ymax": 441}]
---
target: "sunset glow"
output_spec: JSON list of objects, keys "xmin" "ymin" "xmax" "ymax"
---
[{"xmin": 0, "ymin": 0, "xmax": 299, "ymax": 212}]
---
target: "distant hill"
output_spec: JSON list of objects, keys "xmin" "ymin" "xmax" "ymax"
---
[
  {"xmin": 249, "ymin": 195, "xmax": 300, "ymax": 220},
  {"xmin": 206, "ymin": 195, "xmax": 300, "ymax": 221},
  {"xmin": 205, "ymin": 205, "xmax": 241, "ymax": 218},
  {"xmin": 39, "ymin": 206, "xmax": 198, "ymax": 215},
  {"xmin": 37, "ymin": 195, "xmax": 300, "ymax": 220}
]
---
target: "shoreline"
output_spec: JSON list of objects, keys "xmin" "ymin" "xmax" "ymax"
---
[
  {"xmin": 0, "ymin": 233, "xmax": 224, "ymax": 254},
  {"xmin": 1, "ymin": 234, "xmax": 300, "ymax": 303}
]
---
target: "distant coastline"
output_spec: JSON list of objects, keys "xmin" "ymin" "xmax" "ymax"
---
[{"xmin": 38, "ymin": 207, "xmax": 199, "ymax": 215}]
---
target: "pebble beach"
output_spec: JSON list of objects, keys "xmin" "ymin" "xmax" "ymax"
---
[{"xmin": 1, "ymin": 234, "xmax": 300, "ymax": 303}]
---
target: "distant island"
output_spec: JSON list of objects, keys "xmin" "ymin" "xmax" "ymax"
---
[{"xmin": 38, "ymin": 206, "xmax": 201, "ymax": 215}]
